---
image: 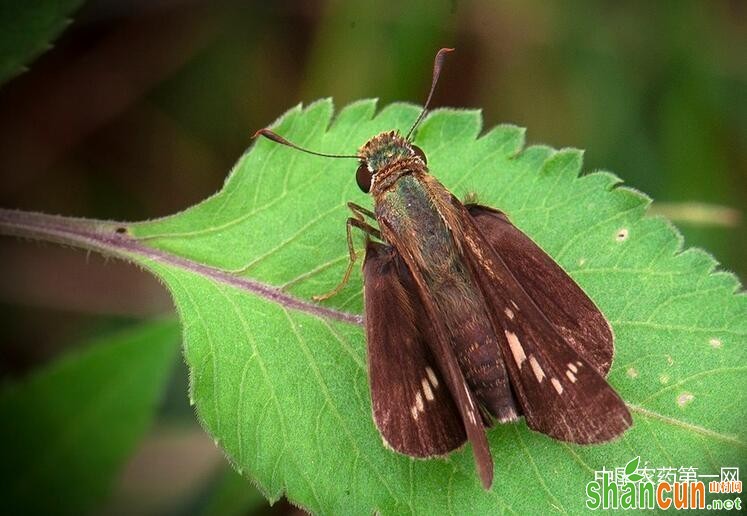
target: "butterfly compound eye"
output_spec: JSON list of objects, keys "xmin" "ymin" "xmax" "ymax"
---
[
  {"xmin": 356, "ymin": 162, "xmax": 372, "ymax": 193},
  {"xmin": 412, "ymin": 145, "xmax": 427, "ymax": 164}
]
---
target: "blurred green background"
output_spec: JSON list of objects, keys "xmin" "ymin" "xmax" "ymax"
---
[{"xmin": 0, "ymin": 0, "xmax": 744, "ymax": 514}]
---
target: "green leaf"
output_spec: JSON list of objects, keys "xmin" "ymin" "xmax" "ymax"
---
[
  {"xmin": 0, "ymin": 0, "xmax": 85, "ymax": 85},
  {"xmin": 1, "ymin": 100, "xmax": 745, "ymax": 514},
  {"xmin": 0, "ymin": 319, "xmax": 180, "ymax": 515}
]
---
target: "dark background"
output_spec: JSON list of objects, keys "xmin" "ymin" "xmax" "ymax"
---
[{"xmin": 0, "ymin": 1, "xmax": 744, "ymax": 513}]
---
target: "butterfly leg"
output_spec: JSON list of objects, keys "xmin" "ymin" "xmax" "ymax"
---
[
  {"xmin": 312, "ymin": 213, "xmax": 381, "ymax": 302},
  {"xmin": 346, "ymin": 201, "xmax": 376, "ymax": 222}
]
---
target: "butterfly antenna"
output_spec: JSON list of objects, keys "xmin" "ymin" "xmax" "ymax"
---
[
  {"xmin": 253, "ymin": 128, "xmax": 361, "ymax": 159},
  {"xmin": 405, "ymin": 47, "xmax": 454, "ymax": 141}
]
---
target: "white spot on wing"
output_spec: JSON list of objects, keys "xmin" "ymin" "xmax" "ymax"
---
[
  {"xmin": 505, "ymin": 330, "xmax": 526, "ymax": 369},
  {"xmin": 415, "ymin": 391, "xmax": 424, "ymax": 412},
  {"xmin": 565, "ymin": 370, "xmax": 577, "ymax": 383},
  {"xmin": 616, "ymin": 228, "xmax": 629, "ymax": 241},
  {"xmin": 529, "ymin": 355, "xmax": 545, "ymax": 382},
  {"xmin": 709, "ymin": 338, "xmax": 722, "ymax": 349},
  {"xmin": 422, "ymin": 378, "xmax": 434, "ymax": 400},
  {"xmin": 627, "ymin": 367, "xmax": 638, "ymax": 379},
  {"xmin": 411, "ymin": 406, "xmax": 419, "ymax": 420},
  {"xmin": 568, "ymin": 362, "xmax": 578, "ymax": 373},
  {"xmin": 425, "ymin": 366, "xmax": 439, "ymax": 387},
  {"xmin": 551, "ymin": 377, "xmax": 563, "ymax": 394},
  {"xmin": 504, "ymin": 307, "xmax": 515, "ymax": 320}
]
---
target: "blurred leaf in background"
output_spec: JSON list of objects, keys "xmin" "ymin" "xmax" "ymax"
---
[
  {"xmin": 0, "ymin": 320, "xmax": 179, "ymax": 514},
  {"xmin": 0, "ymin": 0, "xmax": 85, "ymax": 84}
]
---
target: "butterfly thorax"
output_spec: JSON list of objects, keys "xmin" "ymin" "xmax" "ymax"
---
[
  {"xmin": 375, "ymin": 174, "xmax": 486, "ymax": 327},
  {"xmin": 376, "ymin": 174, "xmax": 459, "ymax": 275}
]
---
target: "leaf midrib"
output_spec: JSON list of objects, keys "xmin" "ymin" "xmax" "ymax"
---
[{"xmin": 0, "ymin": 208, "xmax": 363, "ymax": 327}]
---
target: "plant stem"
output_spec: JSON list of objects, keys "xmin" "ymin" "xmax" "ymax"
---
[{"xmin": 0, "ymin": 208, "xmax": 363, "ymax": 326}]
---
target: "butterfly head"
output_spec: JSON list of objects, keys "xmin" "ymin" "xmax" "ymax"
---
[{"xmin": 355, "ymin": 131, "xmax": 427, "ymax": 193}]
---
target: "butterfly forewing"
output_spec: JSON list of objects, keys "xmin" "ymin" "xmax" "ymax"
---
[
  {"xmin": 458, "ymin": 204, "xmax": 632, "ymax": 443},
  {"xmin": 363, "ymin": 241, "xmax": 466, "ymax": 456},
  {"xmin": 466, "ymin": 204, "xmax": 614, "ymax": 375}
]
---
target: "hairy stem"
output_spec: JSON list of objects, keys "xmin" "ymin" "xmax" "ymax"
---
[{"xmin": 0, "ymin": 209, "xmax": 363, "ymax": 326}]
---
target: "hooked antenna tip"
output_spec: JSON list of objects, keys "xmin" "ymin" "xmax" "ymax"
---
[
  {"xmin": 251, "ymin": 127, "xmax": 361, "ymax": 160},
  {"xmin": 253, "ymin": 128, "xmax": 293, "ymax": 146}
]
